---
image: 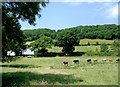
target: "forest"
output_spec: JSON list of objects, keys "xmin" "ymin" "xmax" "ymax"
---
[{"xmin": 23, "ymin": 24, "xmax": 119, "ymax": 42}]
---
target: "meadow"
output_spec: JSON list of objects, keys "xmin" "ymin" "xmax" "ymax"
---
[
  {"xmin": 25, "ymin": 39, "xmax": 114, "ymax": 45},
  {"xmin": 2, "ymin": 56, "xmax": 119, "ymax": 86},
  {"xmin": 80, "ymin": 39, "xmax": 114, "ymax": 45},
  {"xmin": 2, "ymin": 39, "xmax": 119, "ymax": 86},
  {"xmin": 48, "ymin": 45, "xmax": 113, "ymax": 53}
]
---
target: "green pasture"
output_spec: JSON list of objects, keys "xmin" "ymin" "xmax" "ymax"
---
[
  {"xmin": 48, "ymin": 46, "xmax": 100, "ymax": 52},
  {"xmin": 48, "ymin": 45, "xmax": 113, "ymax": 52},
  {"xmin": 80, "ymin": 39, "xmax": 114, "ymax": 45},
  {"xmin": 25, "ymin": 39, "xmax": 114, "ymax": 45},
  {"xmin": 2, "ymin": 56, "xmax": 119, "ymax": 86}
]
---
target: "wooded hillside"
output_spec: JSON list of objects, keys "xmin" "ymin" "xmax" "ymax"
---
[{"xmin": 23, "ymin": 24, "xmax": 118, "ymax": 41}]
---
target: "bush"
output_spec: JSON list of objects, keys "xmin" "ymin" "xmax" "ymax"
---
[
  {"xmin": 86, "ymin": 50, "xmax": 115, "ymax": 56},
  {"xmin": 100, "ymin": 43, "xmax": 109, "ymax": 52},
  {"xmin": 88, "ymin": 42, "xmax": 90, "ymax": 46},
  {"xmin": 34, "ymin": 48, "xmax": 48, "ymax": 57},
  {"xmin": 94, "ymin": 47, "xmax": 99, "ymax": 53},
  {"xmin": 96, "ymin": 42, "xmax": 99, "ymax": 45},
  {"xmin": 79, "ymin": 44, "xmax": 88, "ymax": 46},
  {"xmin": 2, "ymin": 57, "xmax": 21, "ymax": 63},
  {"xmin": 86, "ymin": 50, "xmax": 97, "ymax": 56}
]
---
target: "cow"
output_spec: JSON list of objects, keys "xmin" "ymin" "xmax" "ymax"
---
[
  {"xmin": 87, "ymin": 59, "xmax": 91, "ymax": 63},
  {"xmin": 73, "ymin": 60, "xmax": 79, "ymax": 64},
  {"xmin": 93, "ymin": 59, "xmax": 98, "ymax": 62},
  {"xmin": 116, "ymin": 59, "xmax": 120, "ymax": 62},
  {"xmin": 102, "ymin": 59, "xmax": 106, "ymax": 62},
  {"xmin": 63, "ymin": 61, "xmax": 68, "ymax": 66},
  {"xmin": 109, "ymin": 59, "xmax": 113, "ymax": 62}
]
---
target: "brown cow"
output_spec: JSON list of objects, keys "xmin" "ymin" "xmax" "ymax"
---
[
  {"xmin": 109, "ymin": 59, "xmax": 113, "ymax": 62},
  {"xmin": 63, "ymin": 61, "xmax": 68, "ymax": 66}
]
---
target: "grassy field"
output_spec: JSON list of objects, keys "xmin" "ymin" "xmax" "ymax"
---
[
  {"xmin": 2, "ymin": 39, "xmax": 117, "ymax": 86},
  {"xmin": 48, "ymin": 45, "xmax": 112, "ymax": 52},
  {"xmin": 80, "ymin": 39, "xmax": 114, "ymax": 45},
  {"xmin": 48, "ymin": 46, "xmax": 100, "ymax": 52},
  {"xmin": 25, "ymin": 39, "xmax": 114, "ymax": 45},
  {"xmin": 2, "ymin": 56, "xmax": 119, "ymax": 86}
]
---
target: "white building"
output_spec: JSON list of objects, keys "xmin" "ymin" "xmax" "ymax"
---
[
  {"xmin": 7, "ymin": 50, "xmax": 16, "ymax": 56},
  {"xmin": 21, "ymin": 47, "xmax": 37, "ymax": 55}
]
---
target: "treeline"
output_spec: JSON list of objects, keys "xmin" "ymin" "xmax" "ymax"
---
[
  {"xmin": 23, "ymin": 24, "xmax": 119, "ymax": 41},
  {"xmin": 23, "ymin": 29, "xmax": 56, "ymax": 41}
]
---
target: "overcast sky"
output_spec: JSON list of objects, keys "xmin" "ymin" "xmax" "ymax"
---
[{"xmin": 19, "ymin": 1, "xmax": 118, "ymax": 30}]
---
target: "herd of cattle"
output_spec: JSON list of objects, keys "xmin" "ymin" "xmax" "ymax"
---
[{"xmin": 63, "ymin": 58, "xmax": 120, "ymax": 65}]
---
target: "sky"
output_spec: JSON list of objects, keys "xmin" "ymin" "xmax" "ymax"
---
[{"xmin": 19, "ymin": 1, "xmax": 118, "ymax": 31}]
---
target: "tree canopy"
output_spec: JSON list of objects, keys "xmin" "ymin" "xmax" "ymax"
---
[
  {"xmin": 23, "ymin": 24, "xmax": 118, "ymax": 42},
  {"xmin": 111, "ymin": 40, "xmax": 120, "ymax": 56},
  {"xmin": 100, "ymin": 43, "xmax": 109, "ymax": 52},
  {"xmin": 56, "ymin": 30, "xmax": 79, "ymax": 55},
  {"xmin": 2, "ymin": 1, "xmax": 48, "ymax": 57},
  {"xmin": 30, "ymin": 36, "xmax": 53, "ymax": 50}
]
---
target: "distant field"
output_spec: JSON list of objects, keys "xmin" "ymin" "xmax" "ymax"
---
[
  {"xmin": 25, "ymin": 39, "xmax": 113, "ymax": 53},
  {"xmin": 2, "ymin": 56, "xmax": 118, "ymax": 85},
  {"xmin": 80, "ymin": 39, "xmax": 114, "ymax": 45},
  {"xmin": 48, "ymin": 46, "xmax": 100, "ymax": 52},
  {"xmin": 25, "ymin": 41, "xmax": 34, "ymax": 45},
  {"xmin": 25, "ymin": 39, "xmax": 114, "ymax": 45}
]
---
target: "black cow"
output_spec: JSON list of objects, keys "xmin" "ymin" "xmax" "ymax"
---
[
  {"xmin": 87, "ymin": 59, "xmax": 91, "ymax": 63},
  {"xmin": 73, "ymin": 60, "xmax": 79, "ymax": 64},
  {"xmin": 116, "ymin": 59, "xmax": 120, "ymax": 62}
]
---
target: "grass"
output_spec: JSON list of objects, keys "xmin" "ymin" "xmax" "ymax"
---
[
  {"xmin": 25, "ymin": 39, "xmax": 114, "ymax": 45},
  {"xmin": 47, "ymin": 46, "xmax": 100, "ymax": 52},
  {"xmin": 2, "ymin": 56, "xmax": 119, "ymax": 86},
  {"xmin": 47, "ymin": 46, "xmax": 63, "ymax": 52},
  {"xmin": 80, "ymin": 39, "xmax": 114, "ymax": 45},
  {"xmin": 75, "ymin": 46, "xmax": 100, "ymax": 52},
  {"xmin": 2, "ymin": 39, "xmax": 117, "ymax": 86},
  {"xmin": 48, "ymin": 45, "xmax": 113, "ymax": 53}
]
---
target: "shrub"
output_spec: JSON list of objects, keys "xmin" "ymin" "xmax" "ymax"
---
[
  {"xmin": 2, "ymin": 57, "xmax": 21, "ymax": 63},
  {"xmin": 86, "ymin": 50, "xmax": 115, "ymax": 56},
  {"xmin": 88, "ymin": 42, "xmax": 90, "ymax": 46},
  {"xmin": 96, "ymin": 42, "xmax": 99, "ymax": 45},
  {"xmin": 100, "ymin": 43, "xmax": 109, "ymax": 52},
  {"xmin": 94, "ymin": 47, "xmax": 99, "ymax": 53},
  {"xmin": 86, "ymin": 50, "xmax": 96, "ymax": 56},
  {"xmin": 34, "ymin": 48, "xmax": 48, "ymax": 57}
]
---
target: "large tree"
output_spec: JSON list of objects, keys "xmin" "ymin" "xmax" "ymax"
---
[
  {"xmin": 56, "ymin": 30, "xmax": 79, "ymax": 55},
  {"xmin": 30, "ymin": 36, "xmax": 53, "ymax": 56},
  {"xmin": 111, "ymin": 40, "xmax": 120, "ymax": 56},
  {"xmin": 31, "ymin": 36, "xmax": 53, "ymax": 50},
  {"xmin": 2, "ymin": 1, "xmax": 48, "ymax": 57}
]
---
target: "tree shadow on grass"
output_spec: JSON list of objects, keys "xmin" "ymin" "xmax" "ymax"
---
[
  {"xmin": 37, "ymin": 52, "xmax": 85, "ymax": 57},
  {"xmin": 1, "ymin": 64, "xmax": 41, "ymax": 68},
  {"xmin": 2, "ymin": 72, "xmax": 83, "ymax": 86}
]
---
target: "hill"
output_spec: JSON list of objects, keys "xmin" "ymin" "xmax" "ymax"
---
[{"xmin": 23, "ymin": 24, "xmax": 118, "ymax": 42}]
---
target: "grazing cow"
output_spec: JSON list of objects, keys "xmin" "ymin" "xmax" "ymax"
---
[
  {"xmin": 87, "ymin": 59, "xmax": 91, "ymax": 63},
  {"xmin": 102, "ymin": 59, "xmax": 106, "ymax": 62},
  {"xmin": 73, "ymin": 60, "xmax": 79, "ymax": 64},
  {"xmin": 116, "ymin": 59, "xmax": 120, "ymax": 62},
  {"xmin": 63, "ymin": 61, "xmax": 68, "ymax": 66},
  {"xmin": 109, "ymin": 59, "xmax": 113, "ymax": 62},
  {"xmin": 93, "ymin": 59, "xmax": 98, "ymax": 62}
]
